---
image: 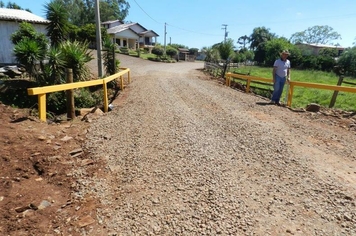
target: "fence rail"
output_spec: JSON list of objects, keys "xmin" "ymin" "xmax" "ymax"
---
[
  {"xmin": 225, "ymin": 72, "xmax": 356, "ymax": 107},
  {"xmin": 27, "ymin": 68, "xmax": 131, "ymax": 122}
]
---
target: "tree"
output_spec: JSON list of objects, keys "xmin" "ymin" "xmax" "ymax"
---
[
  {"xmin": 13, "ymin": 38, "xmax": 47, "ymax": 78},
  {"xmin": 152, "ymin": 46, "xmax": 164, "ymax": 59},
  {"xmin": 45, "ymin": 0, "xmax": 70, "ymax": 47},
  {"xmin": 264, "ymin": 38, "xmax": 294, "ymax": 66},
  {"xmin": 0, "ymin": 1, "xmax": 31, "ymax": 11},
  {"xmin": 189, "ymin": 48, "xmax": 199, "ymax": 56},
  {"xmin": 11, "ymin": 22, "xmax": 49, "ymax": 78},
  {"xmin": 6, "ymin": 1, "xmax": 21, "ymax": 9},
  {"xmin": 201, "ymin": 46, "xmax": 220, "ymax": 62},
  {"xmin": 168, "ymin": 44, "xmax": 188, "ymax": 50},
  {"xmin": 58, "ymin": 0, "xmax": 130, "ymax": 25},
  {"xmin": 76, "ymin": 23, "xmax": 108, "ymax": 47},
  {"xmin": 218, "ymin": 38, "xmax": 235, "ymax": 60},
  {"xmin": 337, "ymin": 47, "xmax": 356, "ymax": 77},
  {"xmin": 237, "ymin": 35, "xmax": 250, "ymax": 49},
  {"xmin": 59, "ymin": 40, "xmax": 93, "ymax": 81},
  {"xmin": 249, "ymin": 27, "xmax": 276, "ymax": 51},
  {"xmin": 290, "ymin": 25, "xmax": 341, "ymax": 45},
  {"xmin": 103, "ymin": 38, "xmax": 120, "ymax": 75},
  {"xmin": 166, "ymin": 46, "xmax": 178, "ymax": 59}
]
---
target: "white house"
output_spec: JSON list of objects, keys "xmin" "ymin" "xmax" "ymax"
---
[
  {"xmin": 102, "ymin": 20, "xmax": 159, "ymax": 51},
  {"xmin": 0, "ymin": 8, "xmax": 49, "ymax": 64},
  {"xmin": 296, "ymin": 43, "xmax": 345, "ymax": 57}
]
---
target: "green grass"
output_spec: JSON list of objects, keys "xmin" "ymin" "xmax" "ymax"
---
[{"xmin": 231, "ymin": 66, "xmax": 356, "ymax": 111}]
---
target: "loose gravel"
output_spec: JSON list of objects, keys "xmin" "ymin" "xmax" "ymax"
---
[{"xmin": 76, "ymin": 55, "xmax": 356, "ymax": 235}]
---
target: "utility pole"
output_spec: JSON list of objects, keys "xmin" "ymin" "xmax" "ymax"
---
[
  {"xmin": 94, "ymin": 0, "xmax": 103, "ymax": 77},
  {"xmin": 222, "ymin": 24, "xmax": 228, "ymax": 42},
  {"xmin": 164, "ymin": 22, "xmax": 167, "ymax": 55}
]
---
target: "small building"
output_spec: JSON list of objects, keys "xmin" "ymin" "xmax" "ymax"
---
[
  {"xmin": 296, "ymin": 43, "xmax": 345, "ymax": 57},
  {"xmin": 0, "ymin": 8, "xmax": 49, "ymax": 64},
  {"xmin": 102, "ymin": 20, "xmax": 159, "ymax": 52}
]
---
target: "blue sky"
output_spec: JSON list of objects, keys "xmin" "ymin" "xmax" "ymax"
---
[{"xmin": 10, "ymin": 0, "xmax": 356, "ymax": 49}]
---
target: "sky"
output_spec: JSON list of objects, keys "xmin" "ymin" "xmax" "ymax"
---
[{"xmin": 9, "ymin": 0, "xmax": 356, "ymax": 49}]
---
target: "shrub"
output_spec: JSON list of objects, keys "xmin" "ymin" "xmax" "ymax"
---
[
  {"xmin": 152, "ymin": 46, "xmax": 164, "ymax": 58},
  {"xmin": 166, "ymin": 47, "xmax": 178, "ymax": 59}
]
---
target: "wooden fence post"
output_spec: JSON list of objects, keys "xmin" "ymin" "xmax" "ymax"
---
[
  {"xmin": 66, "ymin": 68, "xmax": 75, "ymax": 120},
  {"xmin": 329, "ymin": 75, "xmax": 344, "ymax": 108}
]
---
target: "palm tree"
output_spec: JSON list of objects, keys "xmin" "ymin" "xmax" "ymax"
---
[
  {"xmin": 201, "ymin": 46, "xmax": 220, "ymax": 62},
  {"xmin": 219, "ymin": 38, "xmax": 235, "ymax": 60},
  {"xmin": 45, "ymin": 0, "xmax": 69, "ymax": 48},
  {"xmin": 103, "ymin": 38, "xmax": 120, "ymax": 75},
  {"xmin": 13, "ymin": 38, "xmax": 46, "ymax": 78},
  {"xmin": 60, "ymin": 40, "xmax": 93, "ymax": 82}
]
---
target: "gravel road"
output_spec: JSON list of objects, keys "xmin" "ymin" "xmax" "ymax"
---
[{"xmin": 77, "ymin": 54, "xmax": 356, "ymax": 235}]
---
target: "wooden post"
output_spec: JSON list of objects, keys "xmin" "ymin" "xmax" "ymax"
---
[
  {"xmin": 246, "ymin": 78, "xmax": 251, "ymax": 93},
  {"xmin": 120, "ymin": 75, "xmax": 124, "ymax": 90},
  {"xmin": 329, "ymin": 75, "xmax": 344, "ymax": 108},
  {"xmin": 103, "ymin": 81, "xmax": 108, "ymax": 112},
  {"xmin": 66, "ymin": 68, "xmax": 75, "ymax": 120},
  {"xmin": 38, "ymin": 94, "xmax": 46, "ymax": 122},
  {"xmin": 112, "ymin": 46, "xmax": 116, "ymax": 73}
]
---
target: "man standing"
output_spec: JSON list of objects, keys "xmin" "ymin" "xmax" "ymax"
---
[{"xmin": 271, "ymin": 50, "xmax": 291, "ymax": 105}]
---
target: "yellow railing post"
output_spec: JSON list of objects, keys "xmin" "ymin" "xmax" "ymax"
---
[
  {"xmin": 120, "ymin": 75, "xmax": 124, "ymax": 90},
  {"xmin": 103, "ymin": 81, "xmax": 109, "ymax": 112},
  {"xmin": 246, "ymin": 78, "xmax": 251, "ymax": 93},
  {"xmin": 38, "ymin": 94, "xmax": 46, "ymax": 122},
  {"xmin": 287, "ymin": 84, "xmax": 294, "ymax": 107},
  {"xmin": 128, "ymin": 70, "xmax": 131, "ymax": 84}
]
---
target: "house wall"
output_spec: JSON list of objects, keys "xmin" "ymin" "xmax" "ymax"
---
[
  {"xmin": 297, "ymin": 44, "xmax": 344, "ymax": 56},
  {"xmin": 0, "ymin": 21, "xmax": 48, "ymax": 64},
  {"xmin": 111, "ymin": 30, "xmax": 139, "ymax": 49}
]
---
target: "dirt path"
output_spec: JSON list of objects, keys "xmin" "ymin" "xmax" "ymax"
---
[
  {"xmin": 1, "ymin": 54, "xmax": 355, "ymax": 235},
  {"xmin": 79, "ymin": 54, "xmax": 356, "ymax": 235}
]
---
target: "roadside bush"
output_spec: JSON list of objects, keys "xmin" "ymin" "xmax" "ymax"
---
[
  {"xmin": 152, "ymin": 46, "xmax": 164, "ymax": 58},
  {"xmin": 166, "ymin": 47, "xmax": 178, "ymax": 59},
  {"xmin": 46, "ymin": 88, "xmax": 103, "ymax": 115}
]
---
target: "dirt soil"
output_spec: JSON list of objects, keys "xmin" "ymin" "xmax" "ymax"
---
[
  {"xmin": 0, "ymin": 103, "xmax": 106, "ymax": 235},
  {"xmin": 1, "ymin": 55, "xmax": 356, "ymax": 235}
]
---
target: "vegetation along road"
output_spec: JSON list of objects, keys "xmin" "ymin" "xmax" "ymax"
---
[{"xmin": 74, "ymin": 54, "xmax": 356, "ymax": 235}]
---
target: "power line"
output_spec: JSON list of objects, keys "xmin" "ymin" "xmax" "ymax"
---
[
  {"xmin": 166, "ymin": 23, "xmax": 221, "ymax": 37},
  {"xmin": 132, "ymin": 0, "xmax": 221, "ymax": 37},
  {"xmin": 132, "ymin": 0, "xmax": 162, "ymax": 24}
]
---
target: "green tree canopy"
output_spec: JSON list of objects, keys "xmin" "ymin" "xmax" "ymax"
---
[
  {"xmin": 45, "ymin": 0, "xmax": 70, "ymax": 47},
  {"xmin": 290, "ymin": 25, "xmax": 341, "ymax": 45},
  {"xmin": 57, "ymin": 0, "xmax": 130, "ymax": 26},
  {"xmin": 337, "ymin": 47, "xmax": 356, "ymax": 77},
  {"xmin": 237, "ymin": 35, "xmax": 250, "ymax": 49},
  {"xmin": 219, "ymin": 38, "xmax": 235, "ymax": 60},
  {"xmin": 249, "ymin": 27, "xmax": 276, "ymax": 51},
  {"xmin": 264, "ymin": 38, "xmax": 295, "ymax": 66},
  {"xmin": 0, "ymin": 1, "xmax": 31, "ymax": 12},
  {"xmin": 201, "ymin": 46, "xmax": 220, "ymax": 62}
]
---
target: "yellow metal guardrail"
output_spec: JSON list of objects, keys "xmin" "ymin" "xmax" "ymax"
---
[
  {"xmin": 225, "ymin": 72, "xmax": 356, "ymax": 107},
  {"xmin": 27, "ymin": 68, "xmax": 131, "ymax": 122}
]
